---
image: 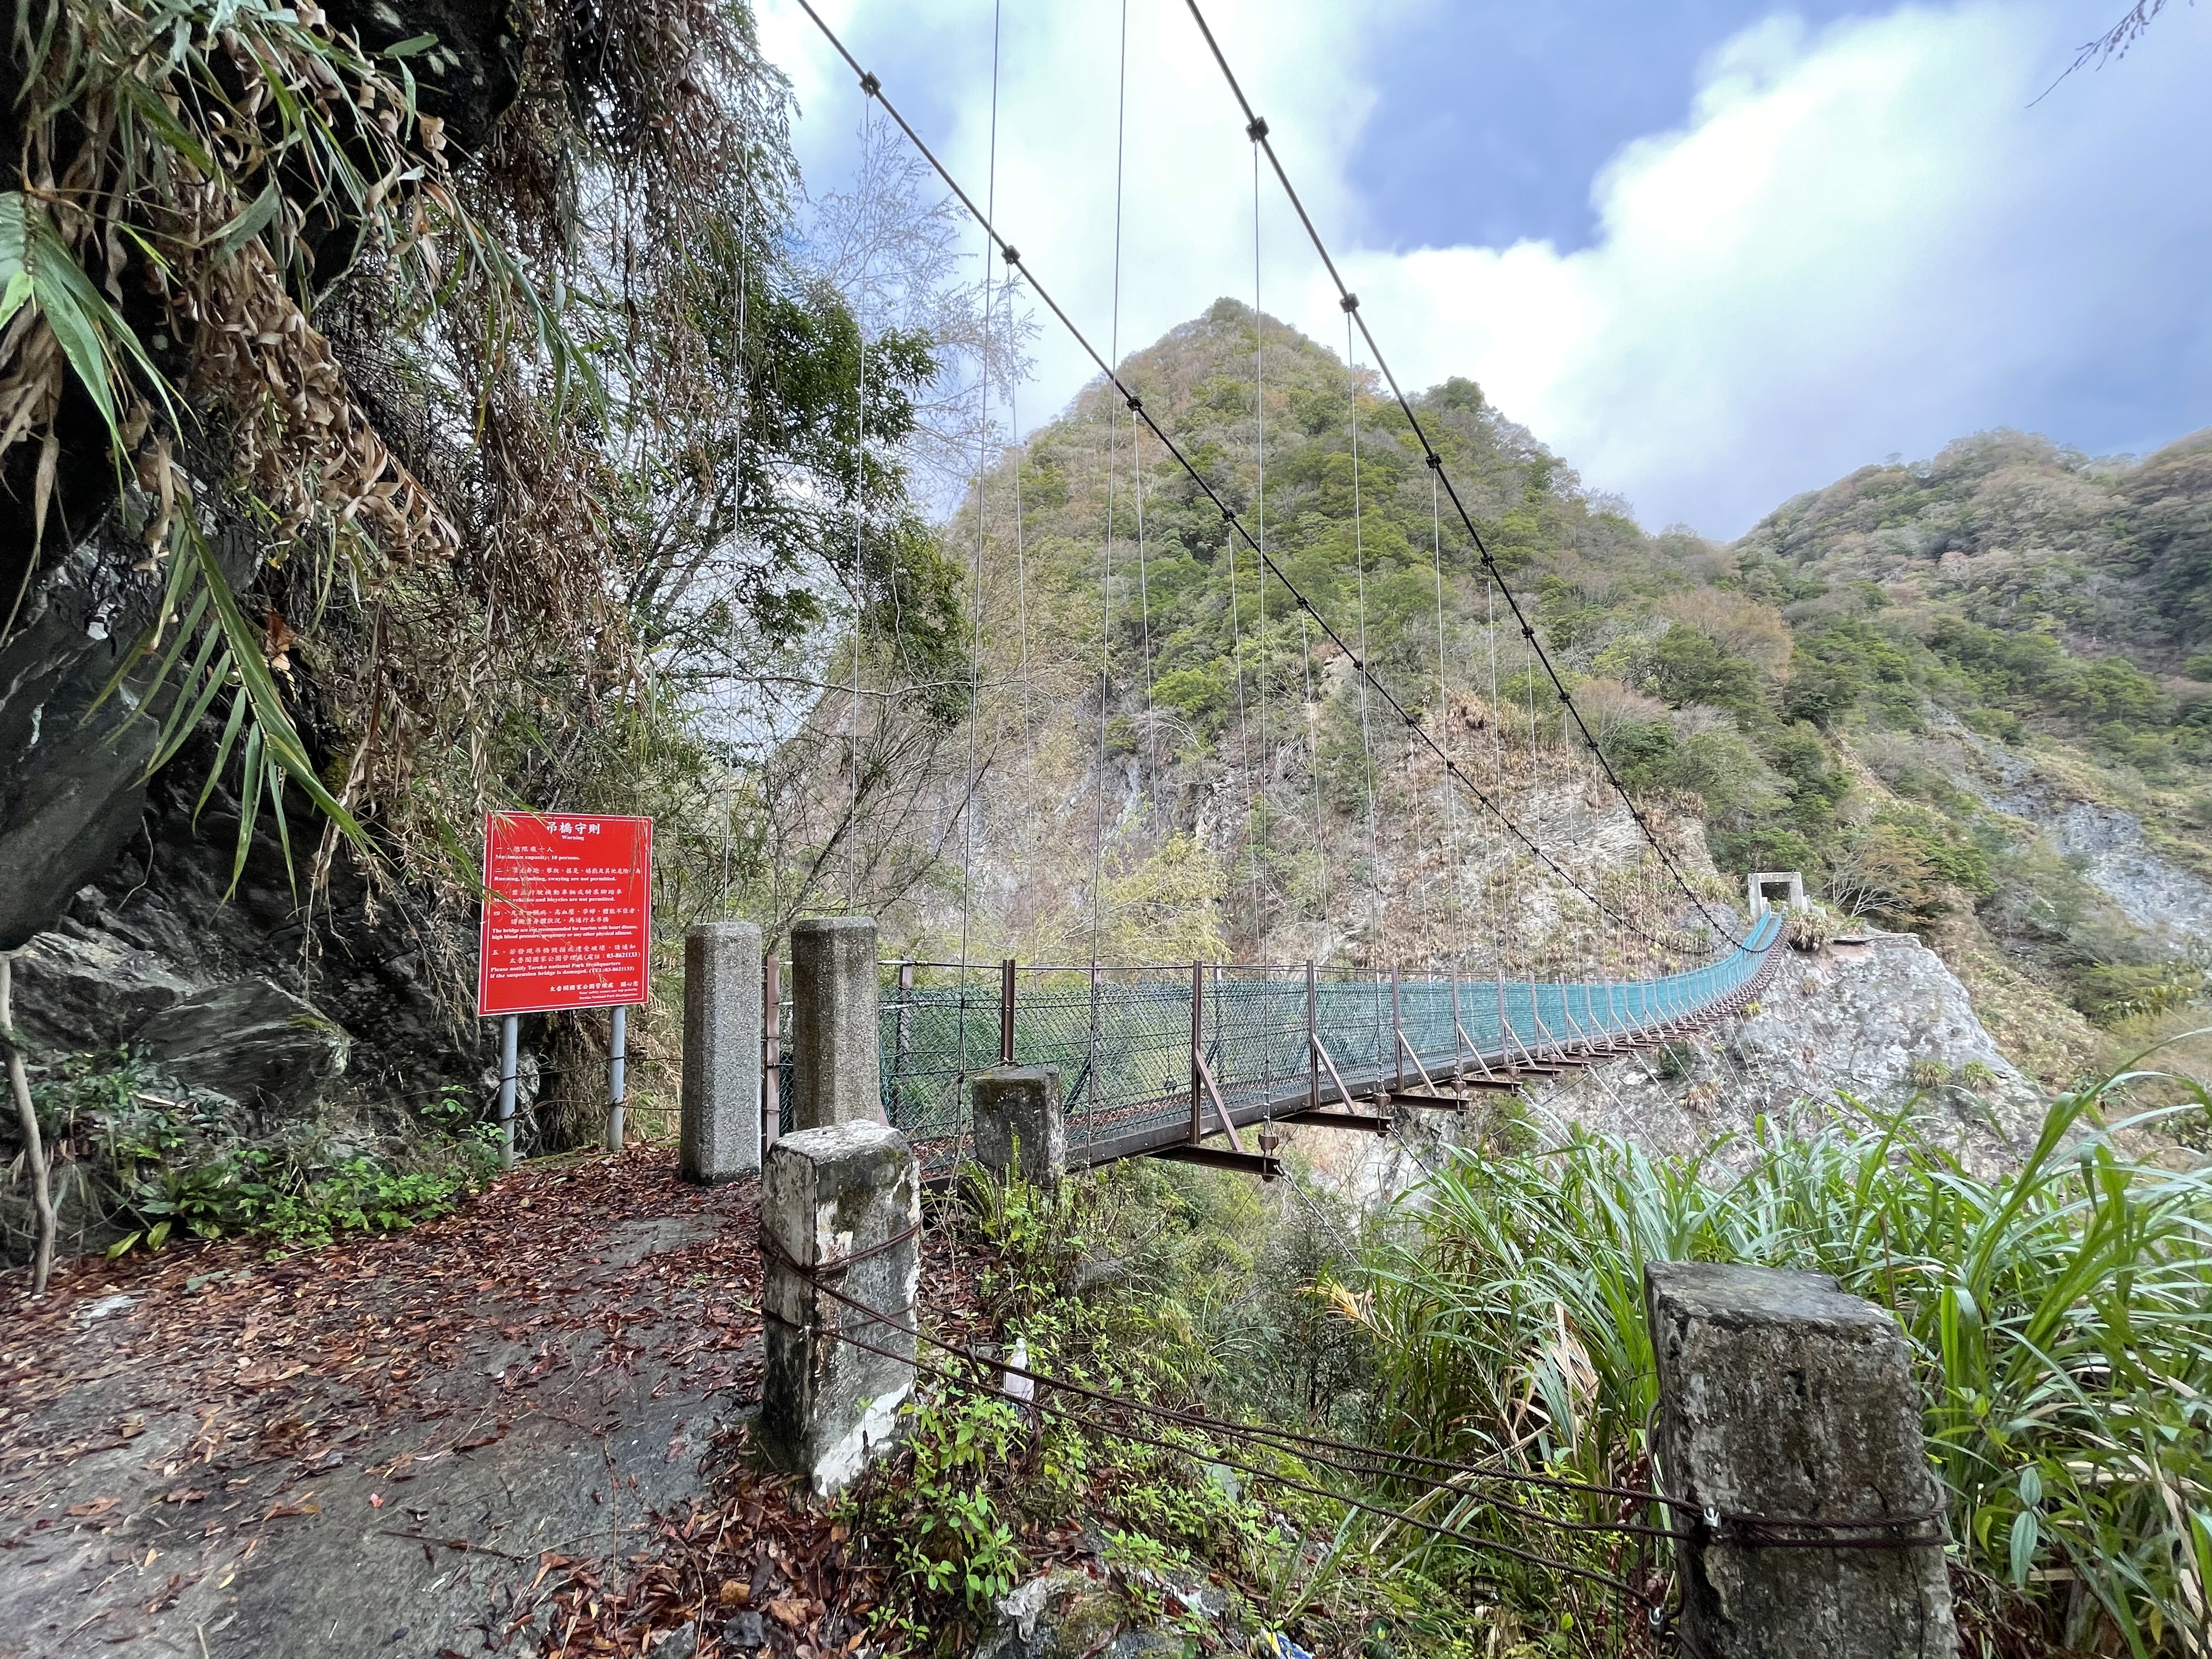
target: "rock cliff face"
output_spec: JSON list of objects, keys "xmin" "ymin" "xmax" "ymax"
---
[
  {"xmin": 0, "ymin": 1, "xmax": 528, "ymax": 1148},
  {"xmin": 1, "ymin": 1, "xmax": 523, "ymax": 957},
  {"xmin": 1545, "ymin": 934, "xmax": 2044, "ymax": 1173},
  {"xmin": 2006, "ymin": 793, "xmax": 2212, "ymax": 950},
  {"xmin": 7, "ymin": 765, "xmax": 481, "ymax": 1119},
  {"xmin": 1943, "ymin": 720, "xmax": 2212, "ymax": 955}
]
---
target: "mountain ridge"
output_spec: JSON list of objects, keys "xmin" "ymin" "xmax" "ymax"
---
[{"xmin": 880, "ymin": 297, "xmax": 2212, "ymax": 1097}]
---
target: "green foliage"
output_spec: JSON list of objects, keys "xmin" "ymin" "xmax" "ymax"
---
[
  {"xmin": 842, "ymin": 1160, "xmax": 1536, "ymax": 1656},
  {"xmin": 1631, "ymin": 623, "xmax": 1765, "ymax": 712},
  {"xmin": 104, "ymin": 1130, "xmax": 496, "ymax": 1258},
  {"xmin": 855, "ymin": 1380, "xmax": 1025, "ymax": 1629},
  {"xmin": 14, "ymin": 1049, "xmax": 498, "ymax": 1260},
  {"xmin": 2069, "ymin": 962, "xmax": 2208, "ymax": 1027},
  {"xmin": 1905, "ymin": 1054, "xmax": 1950, "ymax": 1089},
  {"xmin": 1929, "ymin": 618, "xmax": 2169, "ymax": 734},
  {"xmin": 1360, "ymin": 1078, "xmax": 2212, "ymax": 1654},
  {"xmin": 1604, "ymin": 720, "xmax": 1777, "ymax": 825}
]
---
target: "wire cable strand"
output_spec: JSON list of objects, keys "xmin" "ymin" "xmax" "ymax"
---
[
  {"xmin": 1176, "ymin": 0, "xmax": 1744, "ymax": 952},
  {"xmin": 786, "ymin": 0, "xmax": 1723, "ymax": 965}
]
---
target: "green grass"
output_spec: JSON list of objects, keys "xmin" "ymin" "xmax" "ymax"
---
[{"xmin": 1358, "ymin": 1065, "xmax": 2212, "ymax": 1656}]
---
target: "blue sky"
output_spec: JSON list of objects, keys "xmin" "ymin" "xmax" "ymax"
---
[{"xmin": 760, "ymin": 1, "xmax": 2212, "ymax": 537}]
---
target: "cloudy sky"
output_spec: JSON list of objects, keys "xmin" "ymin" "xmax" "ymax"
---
[{"xmin": 757, "ymin": 1, "xmax": 2212, "ymax": 538}]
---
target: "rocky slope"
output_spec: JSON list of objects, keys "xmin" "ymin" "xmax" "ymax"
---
[
  {"xmin": 1539, "ymin": 933, "xmax": 2044, "ymax": 1174},
  {"xmin": 1289, "ymin": 931, "xmax": 2050, "ymax": 1203}
]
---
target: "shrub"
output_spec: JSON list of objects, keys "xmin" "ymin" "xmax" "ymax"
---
[
  {"xmin": 1904, "ymin": 1054, "xmax": 1950, "ymax": 1090},
  {"xmin": 1786, "ymin": 907, "xmax": 1837, "ymax": 951},
  {"xmin": 13, "ymin": 1051, "xmax": 500, "ymax": 1261}
]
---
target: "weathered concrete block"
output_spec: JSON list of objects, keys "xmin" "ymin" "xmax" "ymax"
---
[
  {"xmin": 1646, "ymin": 1261, "xmax": 1955, "ymax": 1658},
  {"xmin": 789, "ymin": 916, "xmax": 882, "ymax": 1130},
  {"xmin": 681, "ymin": 921, "xmax": 762, "ymax": 1184},
  {"xmin": 970, "ymin": 1066, "xmax": 1066, "ymax": 1186},
  {"xmin": 759, "ymin": 1121, "xmax": 919, "ymax": 1493}
]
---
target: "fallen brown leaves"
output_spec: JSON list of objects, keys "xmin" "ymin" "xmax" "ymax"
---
[
  {"xmin": 2, "ymin": 1147, "xmax": 1010, "ymax": 1657},
  {"xmin": 1, "ymin": 1148, "xmax": 764, "ymax": 1519},
  {"xmin": 521, "ymin": 1207, "xmax": 997, "ymax": 1659},
  {"xmin": 530, "ymin": 1460, "xmax": 890, "ymax": 1659}
]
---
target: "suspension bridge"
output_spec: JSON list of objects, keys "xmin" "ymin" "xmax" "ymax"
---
[
  {"xmin": 747, "ymin": 902, "xmax": 1786, "ymax": 1181},
  {"xmin": 752, "ymin": 1, "xmax": 1804, "ymax": 1184}
]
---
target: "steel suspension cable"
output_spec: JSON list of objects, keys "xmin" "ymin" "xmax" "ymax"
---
[
  {"xmin": 1090, "ymin": 0, "xmax": 1130, "ymax": 984},
  {"xmin": 1346, "ymin": 314, "xmax": 1381, "ymax": 952},
  {"xmin": 1133, "ymin": 407, "xmax": 1155, "ymax": 771},
  {"xmin": 956, "ymin": 0, "xmax": 1005, "ymax": 1022},
  {"xmin": 1252, "ymin": 136, "xmax": 1271, "ymax": 958},
  {"xmin": 1431, "ymin": 467, "xmax": 1464, "ymax": 963},
  {"xmin": 844, "ymin": 94, "xmax": 871, "ymax": 913},
  {"xmin": 1177, "ymin": 0, "xmax": 1742, "ymax": 951},
  {"xmin": 722, "ymin": 76, "xmax": 757, "ymax": 919},
  {"xmin": 786, "ymin": 0, "xmax": 1717, "ymax": 962},
  {"xmin": 795, "ymin": 1266, "xmax": 1700, "ymax": 1517},
  {"xmin": 805, "ymin": 1311, "xmax": 1666, "ymax": 1600},
  {"xmin": 1227, "ymin": 473, "xmax": 1261, "ymax": 950},
  {"xmin": 1300, "ymin": 605, "xmax": 1329, "ymax": 922},
  {"xmin": 1011, "ymin": 381, "xmax": 1032, "ymax": 770}
]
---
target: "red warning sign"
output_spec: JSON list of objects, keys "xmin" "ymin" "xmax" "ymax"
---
[{"xmin": 477, "ymin": 812, "xmax": 653, "ymax": 1017}]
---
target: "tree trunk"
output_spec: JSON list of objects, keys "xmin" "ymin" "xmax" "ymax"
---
[{"xmin": 2, "ymin": 952, "xmax": 56, "ymax": 1295}]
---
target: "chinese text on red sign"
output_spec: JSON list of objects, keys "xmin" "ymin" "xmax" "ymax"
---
[{"xmin": 477, "ymin": 813, "xmax": 652, "ymax": 1016}]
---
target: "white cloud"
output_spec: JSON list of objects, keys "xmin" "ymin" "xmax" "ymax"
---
[
  {"xmin": 761, "ymin": 0, "xmax": 1393, "ymax": 421},
  {"xmin": 763, "ymin": 0, "xmax": 2212, "ymax": 536}
]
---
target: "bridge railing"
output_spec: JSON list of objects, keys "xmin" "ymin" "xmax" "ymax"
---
[{"xmin": 769, "ymin": 912, "xmax": 1784, "ymax": 1177}]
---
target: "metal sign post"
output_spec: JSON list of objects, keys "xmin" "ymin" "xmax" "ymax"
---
[
  {"xmin": 761, "ymin": 952, "xmax": 781, "ymax": 1152},
  {"xmin": 606, "ymin": 1004, "xmax": 628, "ymax": 1152},
  {"xmin": 497, "ymin": 1014, "xmax": 519, "ymax": 1171}
]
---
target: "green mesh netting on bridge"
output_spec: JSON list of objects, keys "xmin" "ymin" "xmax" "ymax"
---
[{"xmin": 771, "ymin": 912, "xmax": 1782, "ymax": 1177}]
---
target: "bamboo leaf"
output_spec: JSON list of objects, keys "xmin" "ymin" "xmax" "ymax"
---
[
  {"xmin": 212, "ymin": 180, "xmax": 283, "ymax": 263},
  {"xmin": 22, "ymin": 201, "xmax": 178, "ymax": 439},
  {"xmin": 229, "ymin": 724, "xmax": 264, "ymax": 895},
  {"xmin": 0, "ymin": 194, "xmax": 30, "ymax": 332},
  {"xmin": 189, "ymin": 534, "xmax": 367, "ymax": 849},
  {"xmin": 196, "ymin": 686, "xmax": 249, "ymax": 823}
]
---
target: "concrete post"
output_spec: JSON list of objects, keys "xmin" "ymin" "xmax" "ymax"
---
[
  {"xmin": 1646, "ymin": 1261, "xmax": 1955, "ymax": 1658},
  {"xmin": 759, "ymin": 1121, "xmax": 919, "ymax": 1493},
  {"xmin": 681, "ymin": 921, "xmax": 763, "ymax": 1184},
  {"xmin": 789, "ymin": 917, "xmax": 884, "ymax": 1131},
  {"xmin": 970, "ymin": 1066, "xmax": 1066, "ymax": 1186}
]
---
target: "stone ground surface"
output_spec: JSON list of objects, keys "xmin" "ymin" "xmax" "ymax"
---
[{"xmin": 0, "ymin": 1151, "xmax": 765, "ymax": 1659}]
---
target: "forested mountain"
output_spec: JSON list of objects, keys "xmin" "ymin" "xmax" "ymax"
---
[{"xmin": 876, "ymin": 297, "xmax": 2212, "ymax": 1087}]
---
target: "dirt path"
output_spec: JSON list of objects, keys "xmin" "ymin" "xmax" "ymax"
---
[{"xmin": 0, "ymin": 1150, "xmax": 765, "ymax": 1658}]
